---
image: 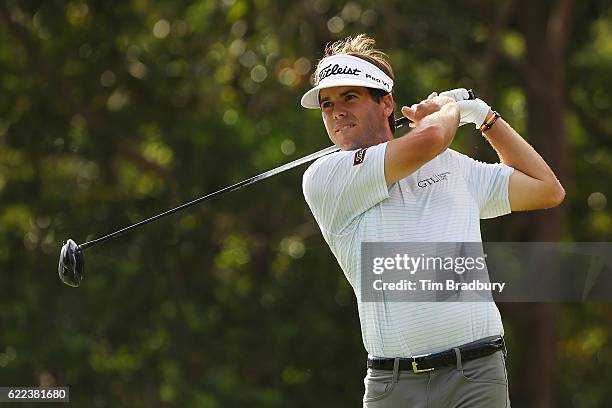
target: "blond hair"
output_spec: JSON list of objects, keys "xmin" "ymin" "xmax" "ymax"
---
[{"xmin": 319, "ymin": 34, "xmax": 394, "ymax": 84}]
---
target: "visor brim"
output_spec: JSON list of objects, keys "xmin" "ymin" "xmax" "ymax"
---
[{"xmin": 300, "ymin": 79, "xmax": 391, "ymax": 109}]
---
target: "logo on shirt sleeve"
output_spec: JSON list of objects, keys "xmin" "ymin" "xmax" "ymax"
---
[{"xmin": 353, "ymin": 148, "xmax": 368, "ymax": 166}]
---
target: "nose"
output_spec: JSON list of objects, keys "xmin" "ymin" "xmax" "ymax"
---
[{"xmin": 332, "ymin": 103, "xmax": 348, "ymax": 120}]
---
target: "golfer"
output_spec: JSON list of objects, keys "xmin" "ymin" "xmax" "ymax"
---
[{"xmin": 301, "ymin": 34, "xmax": 564, "ymax": 407}]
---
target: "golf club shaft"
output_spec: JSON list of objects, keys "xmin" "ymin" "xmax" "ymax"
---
[
  {"xmin": 79, "ymin": 144, "xmax": 342, "ymax": 250},
  {"xmin": 78, "ymin": 90, "xmax": 475, "ymax": 251}
]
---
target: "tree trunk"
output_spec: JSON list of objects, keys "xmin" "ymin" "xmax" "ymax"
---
[{"xmin": 504, "ymin": 1, "xmax": 571, "ymax": 407}]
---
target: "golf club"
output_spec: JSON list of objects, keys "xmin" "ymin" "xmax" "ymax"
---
[{"xmin": 58, "ymin": 90, "xmax": 475, "ymax": 287}]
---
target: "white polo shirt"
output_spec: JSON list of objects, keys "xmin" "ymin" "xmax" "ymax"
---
[{"xmin": 302, "ymin": 142, "xmax": 514, "ymax": 357}]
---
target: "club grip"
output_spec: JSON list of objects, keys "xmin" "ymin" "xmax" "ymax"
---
[
  {"xmin": 395, "ymin": 89, "xmax": 476, "ymax": 129},
  {"xmin": 394, "ymin": 116, "xmax": 411, "ymax": 129}
]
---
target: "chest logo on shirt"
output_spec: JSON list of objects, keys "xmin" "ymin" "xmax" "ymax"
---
[
  {"xmin": 353, "ymin": 148, "xmax": 368, "ymax": 166},
  {"xmin": 417, "ymin": 172, "xmax": 451, "ymax": 188}
]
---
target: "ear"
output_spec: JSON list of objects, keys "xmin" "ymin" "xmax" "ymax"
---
[{"xmin": 381, "ymin": 93, "xmax": 394, "ymax": 116}]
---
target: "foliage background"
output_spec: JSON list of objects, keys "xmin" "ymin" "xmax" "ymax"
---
[{"xmin": 1, "ymin": 0, "xmax": 611, "ymax": 407}]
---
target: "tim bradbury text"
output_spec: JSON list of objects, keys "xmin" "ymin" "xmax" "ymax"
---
[{"xmin": 372, "ymin": 279, "xmax": 506, "ymax": 293}]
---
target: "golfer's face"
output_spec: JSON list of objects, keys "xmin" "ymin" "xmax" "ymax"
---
[{"xmin": 319, "ymin": 86, "xmax": 388, "ymax": 150}]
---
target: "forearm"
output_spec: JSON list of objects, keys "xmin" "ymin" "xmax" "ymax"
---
[
  {"xmin": 418, "ymin": 102, "xmax": 460, "ymax": 151},
  {"xmin": 485, "ymin": 117, "xmax": 565, "ymax": 208},
  {"xmin": 483, "ymin": 113, "xmax": 562, "ymax": 188},
  {"xmin": 448, "ymin": 88, "xmax": 564, "ymax": 209}
]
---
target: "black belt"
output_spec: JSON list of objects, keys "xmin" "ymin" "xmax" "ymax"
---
[{"xmin": 367, "ymin": 336, "xmax": 505, "ymax": 373}]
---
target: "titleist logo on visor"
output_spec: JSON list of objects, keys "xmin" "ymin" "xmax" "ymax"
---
[
  {"xmin": 318, "ymin": 63, "xmax": 361, "ymax": 82},
  {"xmin": 300, "ymin": 55, "xmax": 394, "ymax": 108}
]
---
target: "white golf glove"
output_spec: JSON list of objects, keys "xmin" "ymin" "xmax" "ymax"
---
[{"xmin": 430, "ymin": 88, "xmax": 491, "ymax": 129}]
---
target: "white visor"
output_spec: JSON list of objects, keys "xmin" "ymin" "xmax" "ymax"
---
[{"xmin": 300, "ymin": 54, "xmax": 393, "ymax": 109}]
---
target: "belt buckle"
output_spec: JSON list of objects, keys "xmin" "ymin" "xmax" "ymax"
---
[{"xmin": 411, "ymin": 353, "xmax": 434, "ymax": 373}]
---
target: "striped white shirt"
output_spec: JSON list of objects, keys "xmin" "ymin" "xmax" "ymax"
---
[{"xmin": 302, "ymin": 142, "xmax": 514, "ymax": 357}]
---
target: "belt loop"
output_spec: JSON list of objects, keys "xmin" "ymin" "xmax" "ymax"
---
[
  {"xmin": 453, "ymin": 347, "xmax": 462, "ymax": 371},
  {"xmin": 392, "ymin": 358, "xmax": 400, "ymax": 383}
]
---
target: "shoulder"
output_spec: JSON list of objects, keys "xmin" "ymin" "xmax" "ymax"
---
[
  {"xmin": 302, "ymin": 143, "xmax": 387, "ymax": 198},
  {"xmin": 420, "ymin": 148, "xmax": 468, "ymax": 172},
  {"xmin": 442, "ymin": 148, "xmax": 469, "ymax": 163},
  {"xmin": 303, "ymin": 150, "xmax": 344, "ymax": 183},
  {"xmin": 303, "ymin": 144, "xmax": 381, "ymax": 182},
  {"xmin": 302, "ymin": 150, "xmax": 345, "ymax": 197},
  {"xmin": 439, "ymin": 148, "xmax": 484, "ymax": 171}
]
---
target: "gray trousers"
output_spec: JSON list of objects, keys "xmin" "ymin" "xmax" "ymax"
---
[{"xmin": 363, "ymin": 350, "xmax": 510, "ymax": 407}]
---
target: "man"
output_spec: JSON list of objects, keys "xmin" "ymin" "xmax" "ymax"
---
[{"xmin": 300, "ymin": 34, "xmax": 565, "ymax": 407}]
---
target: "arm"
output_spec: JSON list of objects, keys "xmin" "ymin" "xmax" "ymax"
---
[
  {"xmin": 384, "ymin": 97, "xmax": 460, "ymax": 186},
  {"xmin": 451, "ymin": 90, "xmax": 566, "ymax": 211},
  {"xmin": 481, "ymin": 112, "xmax": 565, "ymax": 211}
]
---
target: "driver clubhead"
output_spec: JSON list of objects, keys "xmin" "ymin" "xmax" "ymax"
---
[{"xmin": 58, "ymin": 239, "xmax": 85, "ymax": 287}]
